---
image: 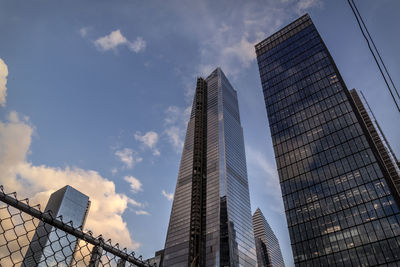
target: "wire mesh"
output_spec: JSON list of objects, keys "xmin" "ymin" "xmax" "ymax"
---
[{"xmin": 0, "ymin": 186, "xmax": 152, "ymax": 267}]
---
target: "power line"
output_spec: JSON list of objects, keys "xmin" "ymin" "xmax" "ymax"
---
[
  {"xmin": 351, "ymin": 0, "xmax": 400, "ymax": 102},
  {"xmin": 347, "ymin": 0, "xmax": 400, "ymax": 112}
]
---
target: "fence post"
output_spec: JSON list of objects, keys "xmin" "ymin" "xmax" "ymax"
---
[
  {"xmin": 117, "ymin": 258, "xmax": 126, "ymax": 267},
  {"xmin": 89, "ymin": 237, "xmax": 104, "ymax": 267}
]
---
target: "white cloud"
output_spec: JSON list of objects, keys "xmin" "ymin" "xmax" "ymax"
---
[
  {"xmin": 134, "ymin": 131, "xmax": 158, "ymax": 148},
  {"xmin": 134, "ymin": 131, "xmax": 160, "ymax": 156},
  {"xmin": 153, "ymin": 149, "xmax": 161, "ymax": 156},
  {"xmin": 169, "ymin": 0, "xmax": 321, "ymax": 78},
  {"xmin": 162, "ymin": 190, "xmax": 174, "ymax": 201},
  {"xmin": 246, "ymin": 146, "xmax": 283, "ymax": 213},
  {"xmin": 94, "ymin": 30, "xmax": 127, "ymax": 51},
  {"xmin": 115, "ymin": 148, "xmax": 142, "ymax": 169},
  {"xmin": 163, "ymin": 105, "xmax": 192, "ymax": 152},
  {"xmin": 164, "ymin": 126, "xmax": 183, "ymax": 151},
  {"xmin": 221, "ymin": 36, "xmax": 256, "ymax": 68},
  {"xmin": 128, "ymin": 37, "xmax": 146, "ymax": 53},
  {"xmin": 0, "ymin": 58, "xmax": 8, "ymax": 107},
  {"xmin": 296, "ymin": 0, "xmax": 323, "ymax": 15},
  {"xmin": 133, "ymin": 131, "xmax": 161, "ymax": 156},
  {"xmin": 128, "ymin": 198, "xmax": 143, "ymax": 208},
  {"xmin": 94, "ymin": 30, "xmax": 146, "ymax": 53},
  {"xmin": 124, "ymin": 175, "xmax": 143, "ymax": 193},
  {"xmin": 135, "ymin": 210, "xmax": 150, "ymax": 216},
  {"xmin": 0, "ymin": 112, "xmax": 141, "ymax": 249},
  {"xmin": 79, "ymin": 27, "xmax": 90, "ymax": 38}
]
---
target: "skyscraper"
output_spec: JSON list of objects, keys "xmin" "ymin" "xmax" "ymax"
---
[
  {"xmin": 23, "ymin": 185, "xmax": 90, "ymax": 266},
  {"xmin": 252, "ymin": 208, "xmax": 285, "ymax": 267},
  {"xmin": 255, "ymin": 14, "xmax": 400, "ymax": 266},
  {"xmin": 349, "ymin": 89, "xmax": 400, "ymax": 195},
  {"xmin": 163, "ymin": 68, "xmax": 257, "ymax": 267}
]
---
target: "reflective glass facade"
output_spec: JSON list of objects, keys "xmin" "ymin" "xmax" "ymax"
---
[
  {"xmin": 23, "ymin": 186, "xmax": 90, "ymax": 266},
  {"xmin": 349, "ymin": 89, "xmax": 400, "ymax": 195},
  {"xmin": 256, "ymin": 14, "xmax": 400, "ymax": 266},
  {"xmin": 253, "ymin": 208, "xmax": 285, "ymax": 267},
  {"xmin": 163, "ymin": 68, "xmax": 257, "ymax": 266}
]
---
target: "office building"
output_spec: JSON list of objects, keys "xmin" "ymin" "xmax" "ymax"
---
[
  {"xmin": 145, "ymin": 249, "xmax": 164, "ymax": 267},
  {"xmin": 252, "ymin": 208, "xmax": 285, "ymax": 267},
  {"xmin": 163, "ymin": 68, "xmax": 257, "ymax": 266},
  {"xmin": 349, "ymin": 89, "xmax": 400, "ymax": 194},
  {"xmin": 255, "ymin": 14, "xmax": 400, "ymax": 265},
  {"xmin": 23, "ymin": 185, "xmax": 90, "ymax": 266}
]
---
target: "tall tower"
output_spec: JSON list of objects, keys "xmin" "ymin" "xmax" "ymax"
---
[
  {"xmin": 23, "ymin": 185, "xmax": 90, "ymax": 266},
  {"xmin": 252, "ymin": 208, "xmax": 285, "ymax": 267},
  {"xmin": 349, "ymin": 89, "xmax": 400, "ymax": 194},
  {"xmin": 163, "ymin": 68, "xmax": 257, "ymax": 267},
  {"xmin": 255, "ymin": 14, "xmax": 400, "ymax": 266}
]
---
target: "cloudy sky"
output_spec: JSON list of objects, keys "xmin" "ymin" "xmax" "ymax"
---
[{"xmin": 1, "ymin": 0, "xmax": 399, "ymax": 266}]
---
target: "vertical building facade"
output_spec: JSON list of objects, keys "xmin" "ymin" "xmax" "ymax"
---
[
  {"xmin": 349, "ymin": 89, "xmax": 400, "ymax": 195},
  {"xmin": 252, "ymin": 208, "xmax": 285, "ymax": 267},
  {"xmin": 163, "ymin": 68, "xmax": 257, "ymax": 266},
  {"xmin": 23, "ymin": 186, "xmax": 90, "ymax": 266},
  {"xmin": 255, "ymin": 14, "xmax": 400, "ymax": 266}
]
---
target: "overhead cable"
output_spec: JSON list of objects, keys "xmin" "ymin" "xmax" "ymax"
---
[{"xmin": 347, "ymin": 0, "xmax": 400, "ymax": 112}]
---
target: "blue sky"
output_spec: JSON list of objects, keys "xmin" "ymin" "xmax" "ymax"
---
[{"xmin": 0, "ymin": 0, "xmax": 399, "ymax": 266}]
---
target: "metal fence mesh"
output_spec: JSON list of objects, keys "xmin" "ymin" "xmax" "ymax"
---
[{"xmin": 0, "ymin": 186, "xmax": 151, "ymax": 267}]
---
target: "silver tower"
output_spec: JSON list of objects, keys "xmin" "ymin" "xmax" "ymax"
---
[
  {"xmin": 253, "ymin": 208, "xmax": 285, "ymax": 267},
  {"xmin": 22, "ymin": 186, "xmax": 90, "ymax": 266},
  {"xmin": 163, "ymin": 68, "xmax": 257, "ymax": 267}
]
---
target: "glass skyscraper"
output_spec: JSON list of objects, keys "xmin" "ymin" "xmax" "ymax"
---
[
  {"xmin": 252, "ymin": 208, "xmax": 285, "ymax": 267},
  {"xmin": 255, "ymin": 14, "xmax": 400, "ymax": 266},
  {"xmin": 349, "ymin": 89, "xmax": 400, "ymax": 196},
  {"xmin": 163, "ymin": 68, "xmax": 257, "ymax": 267},
  {"xmin": 23, "ymin": 185, "xmax": 90, "ymax": 266}
]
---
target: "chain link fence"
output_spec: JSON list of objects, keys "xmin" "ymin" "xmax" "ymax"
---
[{"xmin": 0, "ymin": 186, "xmax": 153, "ymax": 267}]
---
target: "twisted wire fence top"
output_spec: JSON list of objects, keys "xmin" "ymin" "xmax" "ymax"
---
[{"xmin": 0, "ymin": 185, "xmax": 153, "ymax": 267}]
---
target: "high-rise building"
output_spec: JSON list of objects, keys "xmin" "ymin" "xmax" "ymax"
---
[
  {"xmin": 349, "ymin": 89, "xmax": 400, "ymax": 195},
  {"xmin": 255, "ymin": 14, "xmax": 400, "ymax": 266},
  {"xmin": 23, "ymin": 185, "xmax": 90, "ymax": 266},
  {"xmin": 145, "ymin": 249, "xmax": 164, "ymax": 267},
  {"xmin": 163, "ymin": 68, "xmax": 257, "ymax": 266},
  {"xmin": 252, "ymin": 208, "xmax": 285, "ymax": 267}
]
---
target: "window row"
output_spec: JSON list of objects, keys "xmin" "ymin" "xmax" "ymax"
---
[
  {"xmin": 286, "ymin": 181, "xmax": 394, "ymax": 227},
  {"xmin": 283, "ymin": 163, "xmax": 387, "ymax": 205},
  {"xmin": 258, "ymin": 27, "xmax": 318, "ymax": 72},
  {"xmin": 271, "ymin": 93, "xmax": 351, "ymax": 138},
  {"xmin": 273, "ymin": 107, "xmax": 354, "ymax": 147},
  {"xmin": 269, "ymin": 86, "xmax": 346, "ymax": 133},
  {"xmin": 278, "ymin": 133, "xmax": 374, "ymax": 183},
  {"xmin": 262, "ymin": 48, "xmax": 327, "ymax": 92},
  {"xmin": 294, "ymin": 233, "xmax": 400, "ymax": 266},
  {"xmin": 260, "ymin": 38, "xmax": 324, "ymax": 82},
  {"xmin": 266, "ymin": 71, "xmax": 340, "ymax": 119},
  {"xmin": 282, "ymin": 161, "xmax": 383, "ymax": 199},
  {"xmin": 262, "ymin": 52, "xmax": 332, "ymax": 93},
  {"xmin": 277, "ymin": 131, "xmax": 369, "ymax": 172},
  {"xmin": 263, "ymin": 63, "xmax": 335, "ymax": 107},
  {"xmin": 285, "ymin": 174, "xmax": 390, "ymax": 213},
  {"xmin": 290, "ymin": 210, "xmax": 400, "ymax": 248},
  {"xmin": 257, "ymin": 22, "xmax": 314, "ymax": 65},
  {"xmin": 272, "ymin": 103, "xmax": 358, "ymax": 149},
  {"xmin": 275, "ymin": 121, "xmax": 362, "ymax": 163},
  {"xmin": 265, "ymin": 61, "xmax": 337, "ymax": 111}
]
